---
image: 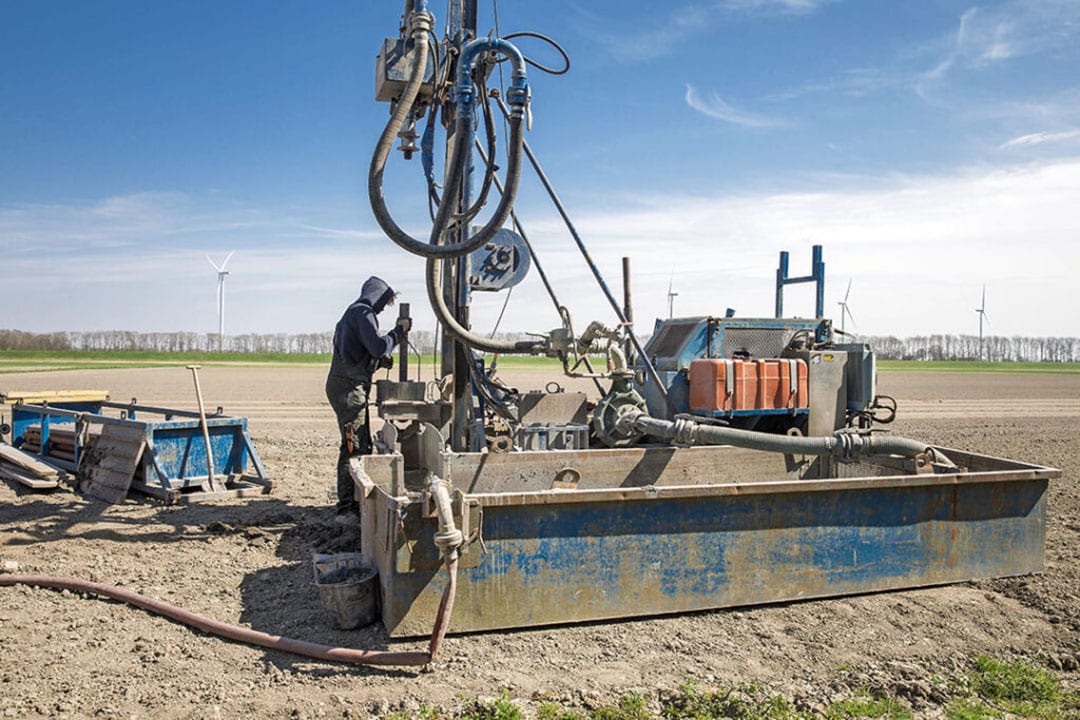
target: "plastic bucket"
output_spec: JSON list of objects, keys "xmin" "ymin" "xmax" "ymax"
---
[{"xmin": 312, "ymin": 553, "xmax": 379, "ymax": 630}]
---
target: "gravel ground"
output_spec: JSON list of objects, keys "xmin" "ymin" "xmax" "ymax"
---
[{"xmin": 0, "ymin": 366, "xmax": 1077, "ymax": 719}]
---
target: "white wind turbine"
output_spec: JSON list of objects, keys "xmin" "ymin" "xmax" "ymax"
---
[
  {"xmin": 976, "ymin": 284, "xmax": 989, "ymax": 361},
  {"xmin": 667, "ymin": 269, "xmax": 678, "ymax": 319},
  {"xmin": 837, "ymin": 278, "xmax": 856, "ymax": 334},
  {"xmin": 207, "ymin": 251, "xmax": 235, "ymax": 352}
]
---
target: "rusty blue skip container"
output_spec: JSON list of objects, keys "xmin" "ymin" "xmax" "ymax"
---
[{"xmin": 356, "ymin": 443, "xmax": 1056, "ymax": 636}]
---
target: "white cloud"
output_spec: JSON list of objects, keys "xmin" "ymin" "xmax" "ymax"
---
[
  {"xmin": 1001, "ymin": 129, "xmax": 1080, "ymax": 148},
  {"xmin": 588, "ymin": 0, "xmax": 834, "ymax": 62},
  {"xmin": 684, "ymin": 84, "xmax": 788, "ymax": 128},
  {"xmin": 492, "ymin": 158, "xmax": 1080, "ymax": 339},
  {"xmin": 5, "ymin": 160, "xmax": 1080, "ymax": 339}
]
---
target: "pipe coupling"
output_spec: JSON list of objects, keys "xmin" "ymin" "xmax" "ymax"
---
[
  {"xmin": 672, "ymin": 418, "xmax": 696, "ymax": 447},
  {"xmin": 408, "ymin": 11, "xmax": 433, "ymax": 36}
]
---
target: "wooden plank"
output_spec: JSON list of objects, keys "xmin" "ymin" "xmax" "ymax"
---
[
  {"xmin": 0, "ymin": 466, "xmax": 60, "ymax": 490},
  {"xmin": 0, "ymin": 444, "xmax": 62, "ymax": 478},
  {"xmin": 1, "ymin": 390, "xmax": 109, "ymax": 404},
  {"xmin": 79, "ymin": 423, "xmax": 146, "ymax": 504}
]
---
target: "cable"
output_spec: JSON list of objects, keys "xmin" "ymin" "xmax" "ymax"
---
[{"xmin": 500, "ymin": 32, "xmax": 571, "ymax": 75}]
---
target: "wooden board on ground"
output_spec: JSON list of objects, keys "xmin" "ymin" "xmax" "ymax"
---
[
  {"xmin": 0, "ymin": 443, "xmax": 63, "ymax": 478},
  {"xmin": 79, "ymin": 424, "xmax": 146, "ymax": 504},
  {"xmin": 0, "ymin": 465, "xmax": 61, "ymax": 489}
]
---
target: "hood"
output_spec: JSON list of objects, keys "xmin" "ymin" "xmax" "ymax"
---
[{"xmin": 358, "ymin": 276, "xmax": 396, "ymax": 313}]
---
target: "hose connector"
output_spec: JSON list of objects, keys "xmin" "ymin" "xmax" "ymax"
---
[
  {"xmin": 407, "ymin": 10, "xmax": 433, "ymax": 37},
  {"xmin": 428, "ymin": 475, "xmax": 464, "ymax": 561},
  {"xmin": 506, "ymin": 71, "xmax": 530, "ymax": 119}
]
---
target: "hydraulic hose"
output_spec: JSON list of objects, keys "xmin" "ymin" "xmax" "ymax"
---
[
  {"xmin": 0, "ymin": 572, "xmax": 457, "ymax": 668},
  {"xmin": 627, "ymin": 412, "xmax": 955, "ymax": 467},
  {"xmin": 426, "ymin": 254, "xmax": 546, "ymax": 354},
  {"xmin": 368, "ymin": 23, "xmax": 529, "ymax": 260}
]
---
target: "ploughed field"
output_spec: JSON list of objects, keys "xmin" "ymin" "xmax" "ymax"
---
[{"xmin": 0, "ymin": 366, "xmax": 1077, "ymax": 718}]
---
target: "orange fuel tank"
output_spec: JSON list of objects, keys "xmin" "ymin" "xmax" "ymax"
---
[{"xmin": 688, "ymin": 358, "xmax": 808, "ymax": 415}]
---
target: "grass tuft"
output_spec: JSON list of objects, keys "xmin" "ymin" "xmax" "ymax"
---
[{"xmin": 825, "ymin": 690, "xmax": 912, "ymax": 720}]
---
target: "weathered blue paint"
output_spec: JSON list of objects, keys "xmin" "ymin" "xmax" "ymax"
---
[
  {"xmin": 8, "ymin": 400, "xmax": 265, "ymax": 494},
  {"xmin": 360, "ymin": 449, "xmax": 1054, "ymax": 637}
]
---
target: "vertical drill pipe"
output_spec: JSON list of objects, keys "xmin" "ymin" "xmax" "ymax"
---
[
  {"xmin": 398, "ymin": 302, "xmax": 411, "ymax": 382},
  {"xmin": 492, "ymin": 97, "xmax": 671, "ymax": 411},
  {"xmin": 622, "ymin": 257, "xmax": 634, "ymax": 361},
  {"xmin": 185, "ymin": 365, "xmax": 219, "ymax": 492}
]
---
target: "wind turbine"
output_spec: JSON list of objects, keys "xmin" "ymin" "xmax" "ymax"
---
[
  {"xmin": 837, "ymin": 278, "xmax": 856, "ymax": 334},
  {"xmin": 667, "ymin": 269, "xmax": 678, "ymax": 319},
  {"xmin": 207, "ymin": 251, "xmax": 235, "ymax": 352},
  {"xmin": 976, "ymin": 284, "xmax": 989, "ymax": 361}
]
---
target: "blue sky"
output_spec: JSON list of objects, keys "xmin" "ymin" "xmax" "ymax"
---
[{"xmin": 3, "ymin": 0, "xmax": 1079, "ymax": 339}]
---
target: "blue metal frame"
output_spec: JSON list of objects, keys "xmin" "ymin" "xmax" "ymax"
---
[
  {"xmin": 8, "ymin": 400, "xmax": 268, "ymax": 496},
  {"xmin": 775, "ymin": 244, "xmax": 825, "ymax": 319}
]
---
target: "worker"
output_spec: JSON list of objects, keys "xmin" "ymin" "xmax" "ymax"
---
[{"xmin": 325, "ymin": 276, "xmax": 410, "ymax": 519}]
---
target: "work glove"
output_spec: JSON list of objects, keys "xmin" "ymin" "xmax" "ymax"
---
[
  {"xmin": 395, "ymin": 317, "xmax": 412, "ymax": 335},
  {"xmin": 377, "ymin": 355, "xmax": 394, "ymax": 371}
]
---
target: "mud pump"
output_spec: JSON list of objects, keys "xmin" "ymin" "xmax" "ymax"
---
[{"xmin": 352, "ymin": 1, "xmax": 1055, "ymax": 640}]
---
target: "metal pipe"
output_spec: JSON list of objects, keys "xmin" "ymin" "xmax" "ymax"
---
[
  {"xmin": 492, "ymin": 96, "xmax": 672, "ymax": 412},
  {"xmin": 622, "ymin": 256, "xmax": 633, "ymax": 361},
  {"xmin": 0, "ymin": 574, "xmax": 432, "ymax": 667},
  {"xmin": 398, "ymin": 302, "xmax": 411, "ymax": 382}
]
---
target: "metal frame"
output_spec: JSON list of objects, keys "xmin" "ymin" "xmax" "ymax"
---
[{"xmin": 8, "ymin": 400, "xmax": 273, "ymax": 503}]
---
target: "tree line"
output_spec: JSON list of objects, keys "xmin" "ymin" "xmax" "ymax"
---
[{"xmin": 1, "ymin": 328, "xmax": 1078, "ymax": 362}]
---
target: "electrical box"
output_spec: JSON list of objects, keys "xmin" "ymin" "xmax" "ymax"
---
[
  {"xmin": 375, "ymin": 38, "xmax": 436, "ymax": 103},
  {"xmin": 803, "ymin": 350, "xmax": 848, "ymax": 436}
]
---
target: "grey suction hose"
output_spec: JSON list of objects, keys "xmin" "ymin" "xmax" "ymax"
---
[
  {"xmin": 426, "ymin": 255, "xmax": 546, "ymax": 353},
  {"xmin": 627, "ymin": 412, "xmax": 955, "ymax": 467},
  {"xmin": 368, "ymin": 18, "xmax": 527, "ymax": 260},
  {"xmin": 0, "ymin": 573, "xmax": 456, "ymax": 668}
]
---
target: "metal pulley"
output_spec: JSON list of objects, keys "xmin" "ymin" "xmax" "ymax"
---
[{"xmin": 467, "ymin": 228, "xmax": 532, "ymax": 292}]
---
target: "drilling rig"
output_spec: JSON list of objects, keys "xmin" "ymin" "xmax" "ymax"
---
[{"xmin": 352, "ymin": 1, "xmax": 1055, "ymax": 638}]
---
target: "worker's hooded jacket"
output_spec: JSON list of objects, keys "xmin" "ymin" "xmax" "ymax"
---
[{"xmin": 328, "ymin": 276, "xmax": 399, "ymax": 382}]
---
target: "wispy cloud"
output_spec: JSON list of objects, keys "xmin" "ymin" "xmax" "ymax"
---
[
  {"xmin": 587, "ymin": 0, "xmax": 834, "ymax": 62},
  {"xmin": 918, "ymin": 1, "xmax": 1080, "ymax": 96},
  {"xmin": 684, "ymin": 84, "xmax": 788, "ymax": 128},
  {"xmin": 1001, "ymin": 129, "xmax": 1080, "ymax": 148}
]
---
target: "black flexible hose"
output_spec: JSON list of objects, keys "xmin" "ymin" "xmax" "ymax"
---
[{"xmin": 368, "ymin": 31, "xmax": 526, "ymax": 260}]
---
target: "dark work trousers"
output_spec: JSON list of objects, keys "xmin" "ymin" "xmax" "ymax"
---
[{"xmin": 325, "ymin": 373, "xmax": 372, "ymax": 511}]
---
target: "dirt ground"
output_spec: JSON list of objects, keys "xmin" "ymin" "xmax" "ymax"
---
[{"xmin": 0, "ymin": 366, "xmax": 1077, "ymax": 719}]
